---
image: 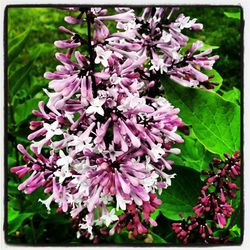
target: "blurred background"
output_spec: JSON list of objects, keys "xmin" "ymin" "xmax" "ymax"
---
[{"xmin": 6, "ymin": 6, "xmax": 241, "ymax": 245}]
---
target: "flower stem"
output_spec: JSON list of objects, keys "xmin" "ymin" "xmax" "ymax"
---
[
  {"xmin": 86, "ymin": 10, "xmax": 97, "ymax": 98},
  {"xmin": 30, "ymin": 217, "xmax": 37, "ymax": 244}
]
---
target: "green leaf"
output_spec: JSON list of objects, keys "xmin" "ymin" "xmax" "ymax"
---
[
  {"xmin": 8, "ymin": 181, "xmax": 20, "ymax": 195},
  {"xmin": 222, "ymin": 87, "xmax": 240, "ymax": 105},
  {"xmin": 8, "ymin": 29, "xmax": 30, "ymax": 65},
  {"xmin": 9, "ymin": 60, "xmax": 34, "ymax": 97},
  {"xmin": 8, "ymin": 156, "xmax": 16, "ymax": 168},
  {"xmin": 8, "ymin": 206, "xmax": 19, "ymax": 222},
  {"xmin": 8, "ymin": 206, "xmax": 33, "ymax": 235},
  {"xmin": 8, "ymin": 213, "xmax": 33, "ymax": 235},
  {"xmin": 159, "ymin": 166, "xmax": 202, "ymax": 220},
  {"xmin": 14, "ymin": 98, "xmax": 39, "ymax": 126},
  {"xmin": 167, "ymin": 132, "xmax": 219, "ymax": 172},
  {"xmin": 151, "ymin": 209, "xmax": 160, "ymax": 221},
  {"xmin": 203, "ymin": 69, "xmax": 223, "ymax": 92},
  {"xmin": 230, "ymin": 225, "xmax": 241, "ymax": 235},
  {"xmin": 163, "ymin": 80, "xmax": 240, "ymax": 157},
  {"xmin": 9, "ymin": 44, "xmax": 45, "ymax": 97},
  {"xmin": 150, "ymin": 232, "xmax": 167, "ymax": 243},
  {"xmin": 29, "ymin": 83, "xmax": 46, "ymax": 96},
  {"xmin": 29, "ymin": 43, "xmax": 55, "ymax": 59},
  {"xmin": 224, "ymin": 12, "xmax": 241, "ymax": 20},
  {"xmin": 8, "ymin": 199, "xmax": 21, "ymax": 211},
  {"xmin": 198, "ymin": 43, "xmax": 219, "ymax": 52}
]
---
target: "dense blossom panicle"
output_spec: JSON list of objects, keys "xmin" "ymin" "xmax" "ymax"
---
[
  {"xmin": 172, "ymin": 151, "xmax": 241, "ymax": 244},
  {"xmin": 11, "ymin": 7, "xmax": 219, "ymax": 241}
]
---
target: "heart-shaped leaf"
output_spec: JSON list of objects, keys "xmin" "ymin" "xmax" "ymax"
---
[
  {"xmin": 163, "ymin": 80, "xmax": 240, "ymax": 157},
  {"xmin": 159, "ymin": 166, "xmax": 202, "ymax": 220}
]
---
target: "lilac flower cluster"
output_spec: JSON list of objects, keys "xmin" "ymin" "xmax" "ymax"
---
[
  {"xmin": 11, "ymin": 7, "xmax": 219, "ymax": 240},
  {"xmin": 172, "ymin": 151, "xmax": 241, "ymax": 244}
]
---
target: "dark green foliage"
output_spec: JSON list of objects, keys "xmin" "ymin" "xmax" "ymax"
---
[{"xmin": 159, "ymin": 166, "xmax": 202, "ymax": 220}]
